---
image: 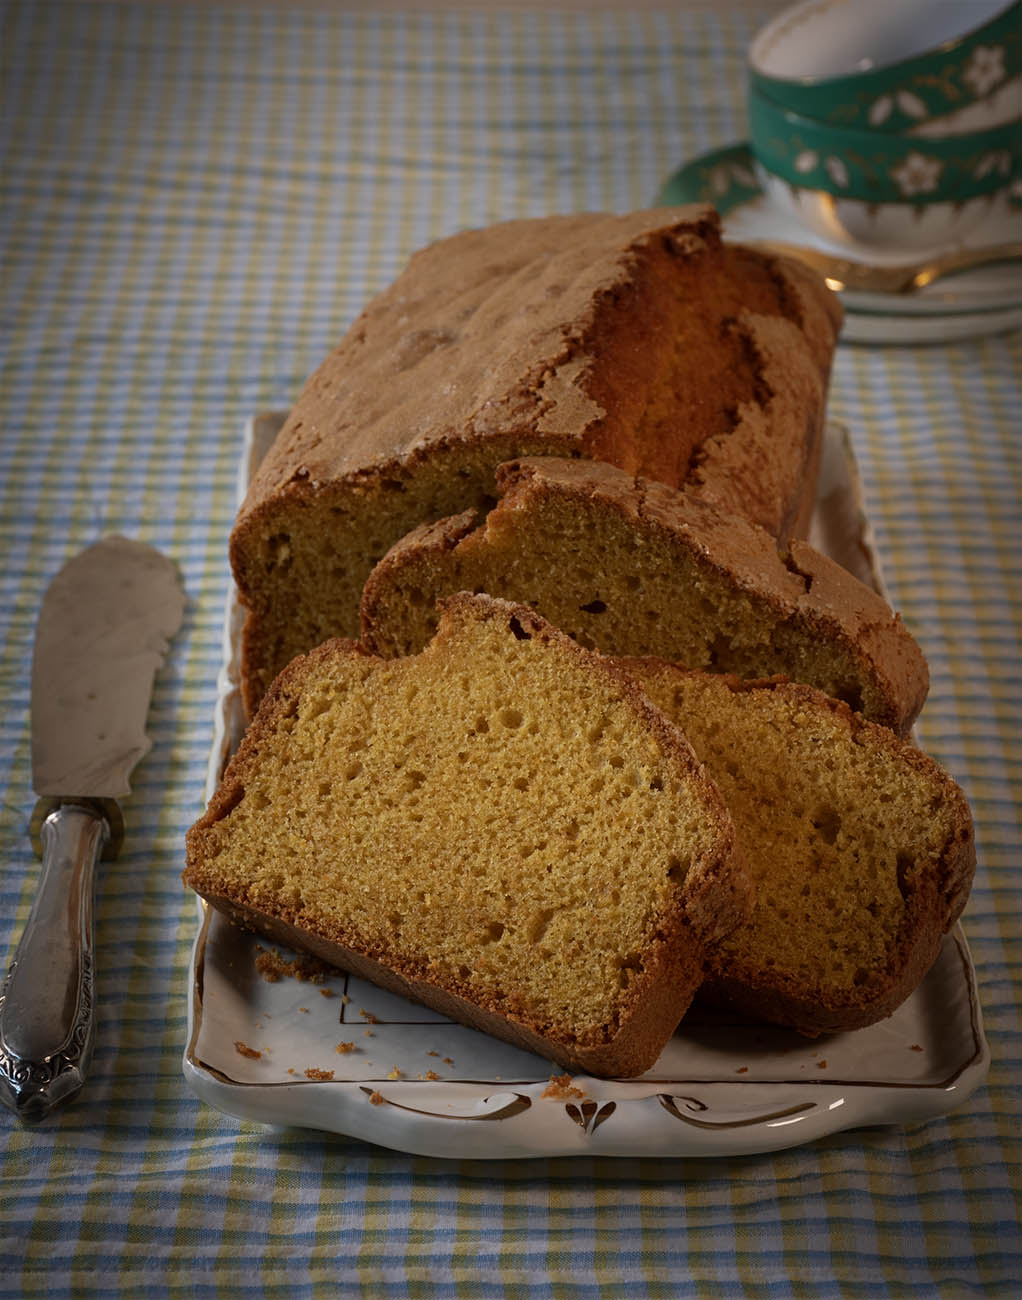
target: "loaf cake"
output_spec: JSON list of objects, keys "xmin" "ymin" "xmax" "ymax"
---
[
  {"xmin": 184, "ymin": 594, "xmax": 748, "ymax": 1077},
  {"xmin": 620, "ymin": 660, "xmax": 975, "ymax": 1034},
  {"xmin": 361, "ymin": 456, "xmax": 928, "ymax": 735},
  {"xmin": 230, "ymin": 206, "xmax": 842, "ymax": 714}
]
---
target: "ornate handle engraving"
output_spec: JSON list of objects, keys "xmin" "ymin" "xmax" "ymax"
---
[{"xmin": 0, "ymin": 804, "xmax": 108, "ymax": 1122}]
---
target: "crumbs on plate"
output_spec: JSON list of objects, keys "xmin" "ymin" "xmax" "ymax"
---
[
  {"xmin": 542, "ymin": 1074, "xmax": 586, "ymax": 1100},
  {"xmin": 254, "ymin": 946, "xmax": 332, "ymax": 984},
  {"xmin": 234, "ymin": 1041, "xmax": 261, "ymax": 1060}
]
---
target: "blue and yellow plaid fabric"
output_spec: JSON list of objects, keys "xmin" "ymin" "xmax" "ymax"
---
[{"xmin": 1, "ymin": 2, "xmax": 1019, "ymax": 1294}]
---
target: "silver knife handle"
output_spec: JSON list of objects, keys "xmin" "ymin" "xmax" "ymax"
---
[{"xmin": 0, "ymin": 803, "xmax": 109, "ymax": 1122}]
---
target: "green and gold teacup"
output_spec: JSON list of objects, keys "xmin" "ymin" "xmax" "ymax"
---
[
  {"xmin": 748, "ymin": 83, "xmax": 1020, "ymax": 205},
  {"xmin": 749, "ymin": 0, "xmax": 1021, "ymax": 133},
  {"xmin": 747, "ymin": 79, "xmax": 1020, "ymax": 250}
]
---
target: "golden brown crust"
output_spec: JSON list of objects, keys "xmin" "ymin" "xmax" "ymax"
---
[
  {"xmin": 361, "ymin": 455, "xmax": 929, "ymax": 734},
  {"xmin": 614, "ymin": 657, "xmax": 976, "ymax": 1036},
  {"xmin": 230, "ymin": 207, "xmax": 841, "ymax": 712},
  {"xmin": 782, "ymin": 537, "xmax": 930, "ymax": 726},
  {"xmin": 237, "ymin": 208, "xmax": 838, "ymax": 507}
]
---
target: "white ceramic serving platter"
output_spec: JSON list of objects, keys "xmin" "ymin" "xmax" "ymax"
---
[
  {"xmin": 656, "ymin": 143, "xmax": 1022, "ymax": 344},
  {"xmin": 183, "ymin": 414, "xmax": 990, "ymax": 1159}
]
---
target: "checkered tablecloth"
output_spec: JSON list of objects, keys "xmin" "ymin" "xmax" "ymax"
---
[{"xmin": 1, "ymin": 2, "xmax": 1019, "ymax": 1295}]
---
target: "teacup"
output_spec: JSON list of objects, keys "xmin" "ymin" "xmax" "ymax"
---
[
  {"xmin": 749, "ymin": 0, "xmax": 1021, "ymax": 134},
  {"xmin": 747, "ymin": 82, "xmax": 1020, "ymax": 251}
]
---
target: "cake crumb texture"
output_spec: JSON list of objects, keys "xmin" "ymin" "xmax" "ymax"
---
[
  {"xmin": 184, "ymin": 594, "xmax": 746, "ymax": 1076},
  {"xmin": 361, "ymin": 455, "xmax": 928, "ymax": 734},
  {"xmin": 622, "ymin": 661, "xmax": 975, "ymax": 1033}
]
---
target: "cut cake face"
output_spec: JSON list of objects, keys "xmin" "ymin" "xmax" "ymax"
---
[
  {"xmin": 185, "ymin": 594, "xmax": 747, "ymax": 1077},
  {"xmin": 360, "ymin": 456, "xmax": 929, "ymax": 735},
  {"xmin": 621, "ymin": 661, "xmax": 976, "ymax": 1035}
]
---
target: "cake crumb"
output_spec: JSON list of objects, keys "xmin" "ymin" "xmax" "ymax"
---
[
  {"xmin": 360, "ymin": 1010, "xmax": 379, "ymax": 1023},
  {"xmin": 443, "ymin": 1057, "xmax": 454, "ymax": 1066},
  {"xmin": 336, "ymin": 1041, "xmax": 357, "ymax": 1054},
  {"xmin": 735, "ymin": 1066, "xmax": 748, "ymax": 1074},
  {"xmin": 910, "ymin": 1043, "xmax": 923, "ymax": 1052},
  {"xmin": 364, "ymin": 1029, "xmax": 375, "ymax": 1038},
  {"xmin": 542, "ymin": 1074, "xmax": 586, "ymax": 1100},
  {"xmin": 234, "ymin": 1041, "xmax": 261, "ymax": 1060},
  {"xmin": 304, "ymin": 1066, "xmax": 335, "ymax": 1081},
  {"xmin": 387, "ymin": 1067, "xmax": 402, "ymax": 1080},
  {"xmin": 298, "ymin": 1007, "xmax": 309, "ymax": 1014},
  {"xmin": 369, "ymin": 1090, "xmax": 385, "ymax": 1106},
  {"xmin": 817, "ymin": 1059, "xmax": 828, "ymax": 1070},
  {"xmin": 319, "ymin": 988, "xmax": 336, "ymax": 999},
  {"xmin": 427, "ymin": 1050, "xmax": 440, "ymax": 1058},
  {"xmin": 254, "ymin": 947, "xmax": 331, "ymax": 984},
  {"xmin": 341, "ymin": 995, "xmax": 351, "ymax": 1005},
  {"xmin": 421, "ymin": 1070, "xmax": 440, "ymax": 1081}
]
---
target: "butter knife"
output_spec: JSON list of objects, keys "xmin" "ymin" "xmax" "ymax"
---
[{"xmin": 0, "ymin": 537, "xmax": 185, "ymax": 1122}]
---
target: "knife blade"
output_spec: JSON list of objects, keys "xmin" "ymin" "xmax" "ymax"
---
[{"xmin": 0, "ymin": 536, "xmax": 185, "ymax": 1122}]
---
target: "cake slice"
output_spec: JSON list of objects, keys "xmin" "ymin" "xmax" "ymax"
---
[
  {"xmin": 230, "ymin": 206, "xmax": 841, "ymax": 714},
  {"xmin": 360, "ymin": 456, "xmax": 929, "ymax": 735},
  {"xmin": 184, "ymin": 594, "xmax": 747, "ymax": 1077},
  {"xmin": 620, "ymin": 660, "xmax": 976, "ymax": 1035}
]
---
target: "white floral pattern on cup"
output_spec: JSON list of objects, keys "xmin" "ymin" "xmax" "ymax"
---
[
  {"xmin": 963, "ymin": 45, "xmax": 1007, "ymax": 99},
  {"xmin": 677, "ymin": 146, "xmax": 764, "ymax": 216},
  {"xmin": 974, "ymin": 150, "xmax": 1014, "ymax": 179},
  {"xmin": 870, "ymin": 90, "xmax": 930, "ymax": 127},
  {"xmin": 824, "ymin": 156, "xmax": 851, "ymax": 187},
  {"xmin": 891, "ymin": 152, "xmax": 945, "ymax": 197},
  {"xmin": 709, "ymin": 159, "xmax": 759, "ymax": 197}
]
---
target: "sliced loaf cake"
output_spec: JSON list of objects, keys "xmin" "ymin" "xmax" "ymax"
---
[
  {"xmin": 230, "ymin": 206, "xmax": 841, "ymax": 713},
  {"xmin": 184, "ymin": 595, "xmax": 748, "ymax": 1077},
  {"xmin": 360, "ymin": 456, "xmax": 928, "ymax": 735},
  {"xmin": 621, "ymin": 660, "xmax": 976, "ymax": 1035}
]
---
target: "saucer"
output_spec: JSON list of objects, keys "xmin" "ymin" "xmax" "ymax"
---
[{"xmin": 655, "ymin": 143, "xmax": 1022, "ymax": 344}]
